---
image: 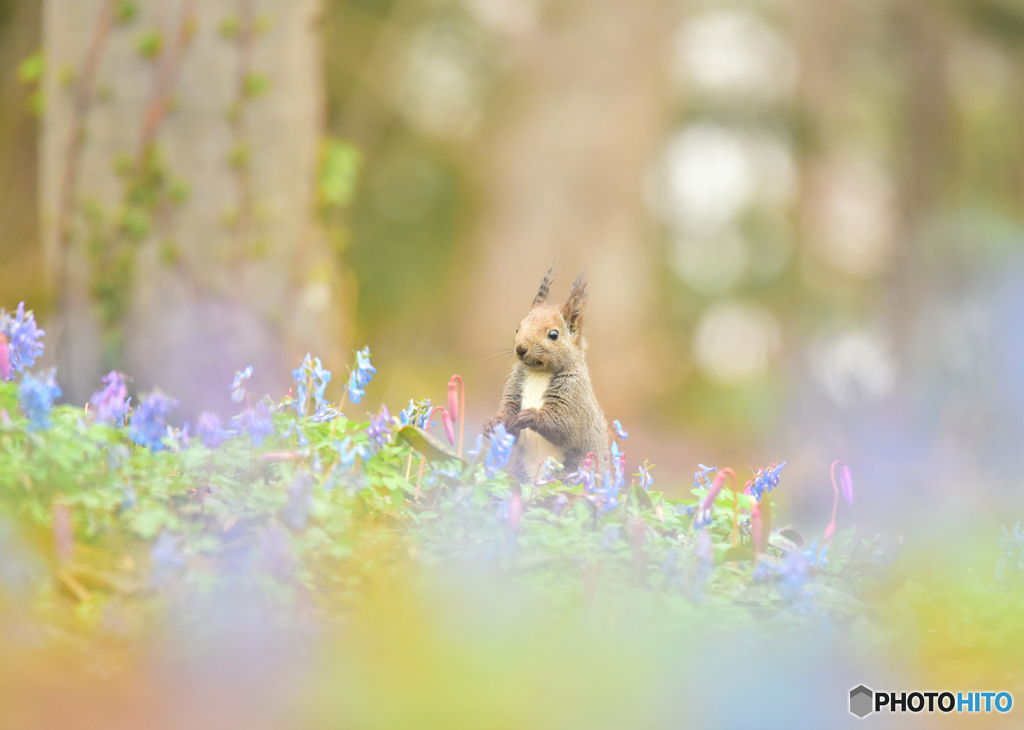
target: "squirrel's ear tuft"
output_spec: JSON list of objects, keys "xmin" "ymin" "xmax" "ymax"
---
[
  {"xmin": 562, "ymin": 271, "xmax": 587, "ymax": 336},
  {"xmin": 532, "ymin": 262, "xmax": 554, "ymax": 308}
]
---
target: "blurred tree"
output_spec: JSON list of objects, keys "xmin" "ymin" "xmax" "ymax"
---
[{"xmin": 39, "ymin": 0, "xmax": 346, "ymax": 416}]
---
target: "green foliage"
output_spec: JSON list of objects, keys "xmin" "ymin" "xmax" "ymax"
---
[
  {"xmin": 243, "ymin": 72, "xmax": 270, "ymax": 98},
  {"xmin": 115, "ymin": 0, "xmax": 139, "ymax": 24},
  {"xmin": 135, "ymin": 29, "xmax": 164, "ymax": 59},
  {"xmin": 319, "ymin": 139, "xmax": 362, "ymax": 209},
  {"xmin": 16, "ymin": 50, "xmax": 43, "ymax": 83}
]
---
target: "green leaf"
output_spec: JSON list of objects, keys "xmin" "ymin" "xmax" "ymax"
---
[{"xmin": 396, "ymin": 426, "xmax": 462, "ymax": 465}]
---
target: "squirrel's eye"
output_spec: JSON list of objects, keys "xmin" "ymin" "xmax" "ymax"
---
[{"xmin": 548, "ymin": 330, "xmax": 559, "ymax": 341}]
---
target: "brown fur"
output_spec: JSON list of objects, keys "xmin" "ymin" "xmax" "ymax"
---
[{"xmin": 485, "ymin": 269, "xmax": 610, "ymax": 482}]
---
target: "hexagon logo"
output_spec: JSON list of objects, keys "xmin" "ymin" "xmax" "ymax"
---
[{"xmin": 850, "ymin": 685, "xmax": 874, "ymax": 718}]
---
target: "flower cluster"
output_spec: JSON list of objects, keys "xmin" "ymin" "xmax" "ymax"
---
[
  {"xmin": 129, "ymin": 390, "xmax": 179, "ymax": 450},
  {"xmin": 346, "ymin": 347, "xmax": 376, "ymax": 404},
  {"xmin": 19, "ymin": 369, "xmax": 61, "ymax": 431},
  {"xmin": 236, "ymin": 399, "xmax": 274, "ymax": 446},
  {"xmin": 399, "ymin": 398, "xmax": 432, "ymax": 428},
  {"xmin": 90, "ymin": 371, "xmax": 130, "ymax": 426},
  {"xmin": 747, "ymin": 461, "xmax": 786, "ymax": 500},
  {"xmin": 196, "ymin": 412, "xmax": 229, "ymax": 448},
  {"xmin": 484, "ymin": 423, "xmax": 515, "ymax": 478},
  {"xmin": 293, "ymin": 354, "xmax": 332, "ymax": 416},
  {"xmin": 366, "ymin": 405, "xmax": 394, "ymax": 452},
  {"xmin": 693, "ymin": 463, "xmax": 717, "ymax": 489},
  {"xmin": 0, "ymin": 302, "xmax": 45, "ymax": 379}
]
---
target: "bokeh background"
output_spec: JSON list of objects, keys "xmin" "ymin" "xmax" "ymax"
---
[
  {"xmin": 4, "ymin": 1, "xmax": 1024, "ymax": 728},
  {"xmin": 3, "ymin": 0, "xmax": 1024, "ymax": 557}
]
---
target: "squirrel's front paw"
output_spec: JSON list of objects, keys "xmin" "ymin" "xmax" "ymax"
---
[
  {"xmin": 510, "ymin": 408, "xmax": 540, "ymax": 433},
  {"xmin": 483, "ymin": 416, "xmax": 507, "ymax": 435}
]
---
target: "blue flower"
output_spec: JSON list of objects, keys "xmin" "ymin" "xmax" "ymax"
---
[
  {"xmin": 637, "ymin": 460, "xmax": 654, "ymax": 491},
  {"xmin": 165, "ymin": 423, "xmax": 190, "ymax": 451},
  {"xmin": 19, "ymin": 368, "xmax": 61, "ymax": 430},
  {"xmin": 129, "ymin": 390, "xmax": 178, "ymax": 450},
  {"xmin": 89, "ymin": 370, "xmax": 130, "ymax": 426},
  {"xmin": 693, "ymin": 463, "xmax": 717, "ymax": 489},
  {"xmin": 292, "ymin": 353, "xmax": 332, "ymax": 415},
  {"xmin": 612, "ymin": 419, "xmax": 628, "ymax": 439},
  {"xmin": 748, "ymin": 461, "xmax": 787, "ymax": 501},
  {"xmin": 334, "ymin": 436, "xmax": 368, "ymax": 468},
  {"xmin": 0, "ymin": 302, "xmax": 45, "ymax": 378},
  {"xmin": 485, "ymin": 423, "xmax": 515, "ymax": 478},
  {"xmin": 196, "ymin": 412, "xmax": 229, "ymax": 448},
  {"xmin": 236, "ymin": 399, "xmax": 274, "ymax": 445},
  {"xmin": 366, "ymin": 405, "xmax": 393, "ymax": 451},
  {"xmin": 230, "ymin": 366, "xmax": 253, "ymax": 403},
  {"xmin": 346, "ymin": 346, "xmax": 376, "ymax": 404},
  {"xmin": 802, "ymin": 539, "xmax": 829, "ymax": 569}
]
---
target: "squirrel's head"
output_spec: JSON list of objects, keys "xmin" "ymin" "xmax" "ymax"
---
[{"xmin": 514, "ymin": 267, "xmax": 587, "ymax": 373}]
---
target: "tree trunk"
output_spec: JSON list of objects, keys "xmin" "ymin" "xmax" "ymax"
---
[{"xmin": 40, "ymin": 0, "xmax": 343, "ymax": 417}]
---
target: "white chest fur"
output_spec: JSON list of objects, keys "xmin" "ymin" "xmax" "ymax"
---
[
  {"xmin": 516, "ymin": 371, "xmax": 564, "ymax": 475},
  {"xmin": 521, "ymin": 371, "xmax": 551, "ymax": 410}
]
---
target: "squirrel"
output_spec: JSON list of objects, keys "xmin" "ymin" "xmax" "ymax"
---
[{"xmin": 484, "ymin": 266, "xmax": 610, "ymax": 483}]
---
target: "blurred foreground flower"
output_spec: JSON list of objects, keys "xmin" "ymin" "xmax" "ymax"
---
[
  {"xmin": 237, "ymin": 400, "xmax": 274, "ymax": 446},
  {"xmin": 824, "ymin": 460, "xmax": 853, "ymax": 542},
  {"xmin": 130, "ymin": 391, "xmax": 179, "ymax": 450},
  {"xmin": 230, "ymin": 366, "xmax": 253, "ymax": 403},
  {"xmin": 0, "ymin": 302, "xmax": 45, "ymax": 378},
  {"xmin": 89, "ymin": 371, "xmax": 130, "ymax": 426},
  {"xmin": 0, "ymin": 333, "xmax": 9, "ymax": 381},
  {"xmin": 19, "ymin": 369, "xmax": 61, "ymax": 430},
  {"xmin": 196, "ymin": 412, "xmax": 229, "ymax": 448}
]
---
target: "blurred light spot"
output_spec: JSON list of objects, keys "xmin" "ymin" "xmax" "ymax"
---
[
  {"xmin": 659, "ymin": 124, "xmax": 756, "ymax": 235},
  {"xmin": 656, "ymin": 125, "xmax": 797, "ymax": 236},
  {"xmin": 464, "ymin": 0, "xmax": 539, "ymax": 34},
  {"xmin": 807, "ymin": 155, "xmax": 894, "ymax": 277},
  {"xmin": 672, "ymin": 10, "xmax": 799, "ymax": 101},
  {"xmin": 812, "ymin": 330, "xmax": 896, "ymax": 408},
  {"xmin": 400, "ymin": 25, "xmax": 484, "ymax": 138},
  {"xmin": 744, "ymin": 207, "xmax": 795, "ymax": 282},
  {"xmin": 671, "ymin": 227, "xmax": 748, "ymax": 295},
  {"xmin": 693, "ymin": 301, "xmax": 781, "ymax": 385},
  {"xmin": 300, "ymin": 282, "xmax": 331, "ymax": 313}
]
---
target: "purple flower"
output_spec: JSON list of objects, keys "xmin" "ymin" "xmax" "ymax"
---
[
  {"xmin": 196, "ymin": 412, "xmax": 229, "ymax": 448},
  {"xmin": 612, "ymin": 419, "xmax": 628, "ymax": 439},
  {"xmin": 366, "ymin": 405, "xmax": 393, "ymax": 451},
  {"xmin": 230, "ymin": 366, "xmax": 253, "ymax": 403},
  {"xmin": 236, "ymin": 399, "xmax": 274, "ymax": 445},
  {"xmin": 0, "ymin": 302, "xmax": 45, "ymax": 378},
  {"xmin": 19, "ymin": 368, "xmax": 61, "ymax": 430},
  {"xmin": 485, "ymin": 423, "xmax": 515, "ymax": 478},
  {"xmin": 89, "ymin": 371, "xmax": 130, "ymax": 426},
  {"xmin": 292, "ymin": 353, "xmax": 332, "ymax": 416},
  {"xmin": 129, "ymin": 390, "xmax": 179, "ymax": 450},
  {"xmin": 346, "ymin": 346, "xmax": 375, "ymax": 404}
]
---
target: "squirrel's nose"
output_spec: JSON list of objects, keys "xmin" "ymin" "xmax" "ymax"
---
[{"xmin": 515, "ymin": 344, "xmax": 527, "ymax": 358}]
